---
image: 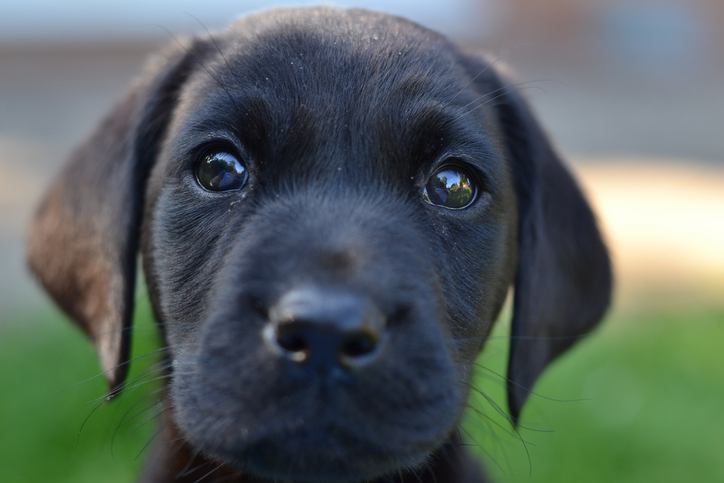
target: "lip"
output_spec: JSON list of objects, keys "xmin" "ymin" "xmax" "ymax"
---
[{"xmin": 226, "ymin": 424, "xmax": 434, "ymax": 482}]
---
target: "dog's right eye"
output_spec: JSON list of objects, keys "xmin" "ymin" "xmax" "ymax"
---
[{"xmin": 195, "ymin": 151, "xmax": 248, "ymax": 192}]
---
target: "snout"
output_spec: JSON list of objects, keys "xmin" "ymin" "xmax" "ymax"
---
[
  {"xmin": 265, "ymin": 287, "xmax": 387, "ymax": 370},
  {"xmin": 167, "ymin": 193, "xmax": 465, "ymax": 480}
]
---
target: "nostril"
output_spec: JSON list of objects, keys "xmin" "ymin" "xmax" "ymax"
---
[
  {"xmin": 340, "ymin": 331, "xmax": 378, "ymax": 358},
  {"xmin": 275, "ymin": 325, "xmax": 310, "ymax": 361},
  {"xmin": 277, "ymin": 331, "xmax": 308, "ymax": 353}
]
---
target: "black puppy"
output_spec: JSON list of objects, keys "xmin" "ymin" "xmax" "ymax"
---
[{"xmin": 28, "ymin": 7, "xmax": 611, "ymax": 483}]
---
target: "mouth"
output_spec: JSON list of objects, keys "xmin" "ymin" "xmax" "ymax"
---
[
  {"xmin": 172, "ymin": 364, "xmax": 458, "ymax": 481},
  {"xmin": 224, "ymin": 422, "xmax": 435, "ymax": 482}
]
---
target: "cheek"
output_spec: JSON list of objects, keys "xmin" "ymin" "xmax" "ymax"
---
[
  {"xmin": 148, "ymin": 183, "xmax": 243, "ymax": 341},
  {"xmin": 437, "ymin": 213, "xmax": 516, "ymax": 362}
]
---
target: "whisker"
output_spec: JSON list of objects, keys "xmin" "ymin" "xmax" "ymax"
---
[
  {"xmin": 454, "ymin": 85, "xmax": 546, "ymax": 123},
  {"xmin": 136, "ymin": 424, "xmax": 165, "ymax": 461},
  {"xmin": 193, "ymin": 464, "xmax": 223, "ymax": 483},
  {"xmin": 90, "ymin": 321, "xmax": 167, "ymax": 338},
  {"xmin": 77, "ymin": 400, "xmax": 105, "ymax": 443},
  {"xmin": 57, "ymin": 346, "xmax": 169, "ymax": 396},
  {"xmin": 449, "ymin": 331, "xmax": 596, "ymax": 345},
  {"xmin": 184, "ymin": 12, "xmax": 242, "ymax": 90},
  {"xmin": 108, "ymin": 373, "xmax": 173, "ymax": 400},
  {"xmin": 449, "ymin": 49, "xmax": 518, "ymax": 103},
  {"xmin": 154, "ymin": 25, "xmax": 243, "ymax": 115},
  {"xmin": 456, "ymin": 425, "xmax": 508, "ymax": 476},
  {"xmin": 177, "ymin": 435, "xmax": 210, "ymax": 478},
  {"xmin": 467, "ymin": 388, "xmax": 534, "ymax": 475},
  {"xmin": 88, "ymin": 361, "xmax": 173, "ymax": 404},
  {"xmin": 111, "ymin": 390, "xmax": 164, "ymax": 456},
  {"xmin": 466, "ymin": 397, "xmax": 538, "ymax": 440},
  {"xmin": 131, "ymin": 405, "xmax": 171, "ymax": 437},
  {"xmin": 168, "ymin": 436, "xmax": 195, "ymax": 477},
  {"xmin": 473, "ymin": 363, "xmax": 590, "ymax": 404},
  {"xmin": 411, "ymin": 467, "xmax": 425, "ymax": 483}
]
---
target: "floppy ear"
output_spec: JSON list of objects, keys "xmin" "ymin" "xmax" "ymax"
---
[
  {"xmin": 465, "ymin": 59, "xmax": 613, "ymax": 420},
  {"xmin": 27, "ymin": 40, "xmax": 202, "ymax": 392}
]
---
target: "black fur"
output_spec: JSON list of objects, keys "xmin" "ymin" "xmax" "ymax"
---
[{"xmin": 28, "ymin": 7, "xmax": 611, "ymax": 483}]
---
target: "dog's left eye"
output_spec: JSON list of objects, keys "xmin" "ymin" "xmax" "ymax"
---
[
  {"xmin": 423, "ymin": 166, "xmax": 477, "ymax": 209},
  {"xmin": 195, "ymin": 151, "xmax": 247, "ymax": 192}
]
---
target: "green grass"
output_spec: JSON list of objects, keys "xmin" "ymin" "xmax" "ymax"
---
[
  {"xmin": 1, "ymin": 301, "xmax": 723, "ymax": 482},
  {"xmin": 464, "ymin": 308, "xmax": 724, "ymax": 482},
  {"xmin": 0, "ymin": 296, "xmax": 163, "ymax": 483}
]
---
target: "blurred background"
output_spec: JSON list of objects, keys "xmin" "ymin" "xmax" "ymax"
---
[{"xmin": 1, "ymin": 0, "xmax": 722, "ymax": 482}]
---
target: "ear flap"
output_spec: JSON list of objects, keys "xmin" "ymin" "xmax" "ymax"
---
[
  {"xmin": 468, "ymin": 61, "xmax": 613, "ymax": 420},
  {"xmin": 27, "ymin": 40, "xmax": 201, "ymax": 392}
]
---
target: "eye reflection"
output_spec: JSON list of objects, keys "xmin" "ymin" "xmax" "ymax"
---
[
  {"xmin": 423, "ymin": 167, "xmax": 476, "ymax": 209},
  {"xmin": 196, "ymin": 152, "xmax": 247, "ymax": 192}
]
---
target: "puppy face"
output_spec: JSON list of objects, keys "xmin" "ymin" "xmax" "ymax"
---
[
  {"xmin": 28, "ymin": 7, "xmax": 611, "ymax": 483},
  {"xmin": 142, "ymin": 12, "xmax": 517, "ymax": 478}
]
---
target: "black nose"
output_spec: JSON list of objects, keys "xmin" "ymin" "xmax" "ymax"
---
[{"xmin": 264, "ymin": 287, "xmax": 386, "ymax": 370}]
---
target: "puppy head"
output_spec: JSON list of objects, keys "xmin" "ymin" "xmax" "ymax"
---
[{"xmin": 28, "ymin": 7, "xmax": 611, "ymax": 482}]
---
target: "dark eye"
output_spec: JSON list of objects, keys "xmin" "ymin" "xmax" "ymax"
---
[
  {"xmin": 195, "ymin": 151, "xmax": 247, "ymax": 192},
  {"xmin": 423, "ymin": 165, "xmax": 477, "ymax": 209}
]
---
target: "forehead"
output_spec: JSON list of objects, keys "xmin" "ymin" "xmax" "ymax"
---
[
  {"xmin": 169, "ymin": 9, "xmax": 503, "ymax": 182},
  {"xmin": 220, "ymin": 8, "xmax": 465, "ymax": 90}
]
